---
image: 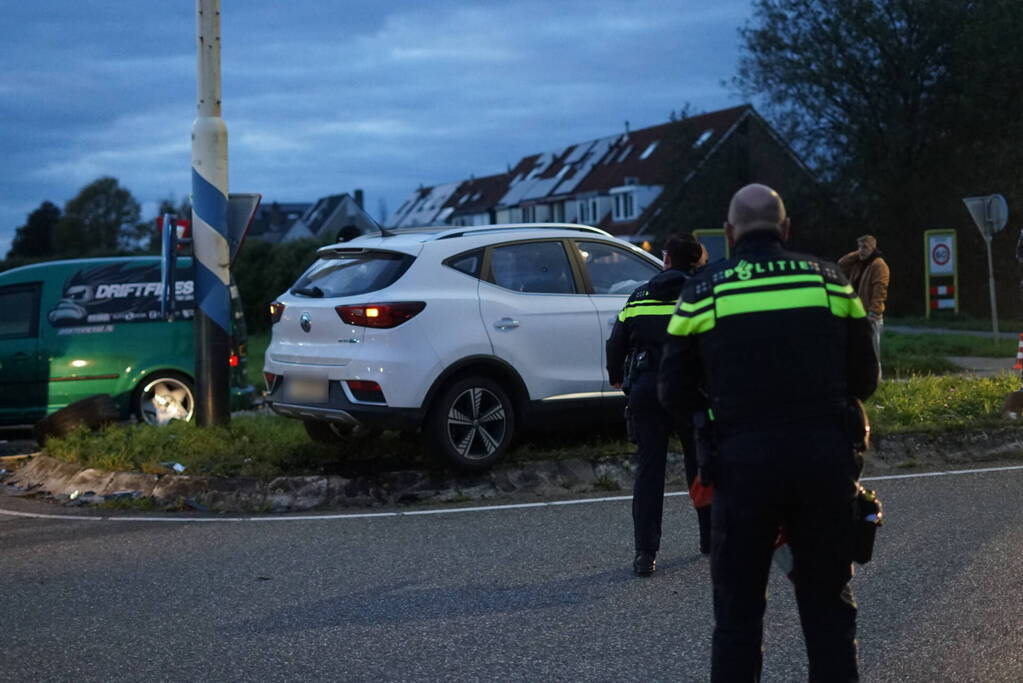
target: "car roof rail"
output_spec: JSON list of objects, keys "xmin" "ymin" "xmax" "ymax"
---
[{"xmin": 429, "ymin": 223, "xmax": 613, "ymax": 240}]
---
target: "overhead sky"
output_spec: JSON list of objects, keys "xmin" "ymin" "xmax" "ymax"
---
[{"xmin": 0, "ymin": 1, "xmax": 754, "ymax": 256}]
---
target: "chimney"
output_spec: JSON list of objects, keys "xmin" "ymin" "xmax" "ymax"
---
[{"xmin": 354, "ymin": 188, "xmax": 364, "ymax": 209}]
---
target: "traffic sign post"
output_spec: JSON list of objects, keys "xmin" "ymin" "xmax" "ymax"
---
[
  {"xmin": 923, "ymin": 229, "xmax": 958, "ymax": 318},
  {"xmin": 963, "ymin": 194, "xmax": 1008, "ymax": 339},
  {"xmin": 692, "ymin": 228, "xmax": 730, "ymax": 263}
]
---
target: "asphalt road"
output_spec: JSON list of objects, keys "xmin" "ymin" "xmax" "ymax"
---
[{"xmin": 2, "ymin": 466, "xmax": 1022, "ymax": 682}]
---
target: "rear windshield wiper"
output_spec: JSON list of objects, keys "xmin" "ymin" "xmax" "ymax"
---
[{"xmin": 292, "ymin": 285, "xmax": 324, "ymax": 298}]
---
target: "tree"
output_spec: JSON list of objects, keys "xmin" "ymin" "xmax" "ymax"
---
[
  {"xmin": 8, "ymin": 201, "xmax": 61, "ymax": 258},
  {"xmin": 733, "ymin": 0, "xmax": 1023, "ymax": 315},
  {"xmin": 53, "ymin": 176, "xmax": 141, "ymax": 255}
]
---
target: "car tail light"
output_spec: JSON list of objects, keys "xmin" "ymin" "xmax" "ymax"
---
[
  {"xmin": 335, "ymin": 302, "xmax": 426, "ymax": 328},
  {"xmin": 229, "ymin": 353, "xmax": 240, "ymax": 368},
  {"xmin": 269, "ymin": 301, "xmax": 285, "ymax": 324},
  {"xmin": 347, "ymin": 380, "xmax": 385, "ymax": 403}
]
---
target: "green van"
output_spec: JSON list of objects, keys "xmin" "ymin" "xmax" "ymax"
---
[{"xmin": 0, "ymin": 256, "xmax": 254, "ymax": 426}]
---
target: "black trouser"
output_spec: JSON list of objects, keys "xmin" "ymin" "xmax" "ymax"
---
[
  {"xmin": 710, "ymin": 417, "xmax": 860, "ymax": 683},
  {"xmin": 628, "ymin": 371, "xmax": 703, "ymax": 553}
]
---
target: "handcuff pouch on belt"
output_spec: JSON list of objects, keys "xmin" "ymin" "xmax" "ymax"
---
[{"xmin": 852, "ymin": 483, "xmax": 883, "ymax": 564}]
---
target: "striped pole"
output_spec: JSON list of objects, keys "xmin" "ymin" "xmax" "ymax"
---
[
  {"xmin": 191, "ymin": 0, "xmax": 230, "ymax": 425},
  {"xmin": 1014, "ymin": 334, "xmax": 1023, "ymax": 372}
]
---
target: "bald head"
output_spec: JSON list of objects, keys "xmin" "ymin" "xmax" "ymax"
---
[{"xmin": 726, "ymin": 184, "xmax": 788, "ymax": 240}]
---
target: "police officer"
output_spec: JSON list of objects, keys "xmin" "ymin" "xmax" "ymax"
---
[
  {"xmin": 658, "ymin": 184, "xmax": 878, "ymax": 681},
  {"xmin": 607, "ymin": 233, "xmax": 710, "ymax": 577}
]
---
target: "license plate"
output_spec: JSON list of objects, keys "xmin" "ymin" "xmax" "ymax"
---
[{"xmin": 285, "ymin": 377, "xmax": 329, "ymax": 403}]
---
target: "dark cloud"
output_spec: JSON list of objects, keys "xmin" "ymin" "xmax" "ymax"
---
[{"xmin": 0, "ymin": 0, "xmax": 751, "ymax": 253}]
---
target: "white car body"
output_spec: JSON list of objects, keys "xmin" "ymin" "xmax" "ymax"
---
[{"xmin": 263, "ymin": 224, "xmax": 662, "ymax": 468}]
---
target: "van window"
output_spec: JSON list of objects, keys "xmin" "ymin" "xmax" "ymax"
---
[
  {"xmin": 0, "ymin": 284, "xmax": 40, "ymax": 339},
  {"xmin": 291, "ymin": 251, "xmax": 414, "ymax": 298}
]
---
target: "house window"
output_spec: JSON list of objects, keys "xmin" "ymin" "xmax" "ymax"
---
[
  {"xmin": 693, "ymin": 129, "xmax": 714, "ymax": 148},
  {"xmin": 590, "ymin": 199, "xmax": 600, "ymax": 223},
  {"xmin": 640, "ymin": 141, "xmax": 659, "ymax": 159},
  {"xmin": 552, "ymin": 202, "xmax": 565, "ymax": 222},
  {"xmin": 613, "ymin": 192, "xmax": 635, "ymax": 221},
  {"xmin": 579, "ymin": 200, "xmax": 589, "ymax": 223},
  {"xmin": 522, "ymin": 205, "xmax": 535, "ymax": 223}
]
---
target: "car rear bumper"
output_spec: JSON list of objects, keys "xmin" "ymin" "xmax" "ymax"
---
[{"xmin": 265, "ymin": 380, "xmax": 423, "ymax": 431}]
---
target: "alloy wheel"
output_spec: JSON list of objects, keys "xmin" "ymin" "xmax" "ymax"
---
[{"xmin": 444, "ymin": 386, "xmax": 508, "ymax": 461}]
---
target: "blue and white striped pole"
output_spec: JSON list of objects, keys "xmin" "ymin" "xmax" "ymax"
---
[{"xmin": 191, "ymin": 0, "xmax": 231, "ymax": 425}]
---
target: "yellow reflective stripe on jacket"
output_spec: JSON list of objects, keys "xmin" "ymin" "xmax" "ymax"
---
[
  {"xmin": 828, "ymin": 292, "xmax": 867, "ymax": 318},
  {"xmin": 716, "ymin": 286, "xmax": 829, "ymax": 319},
  {"xmin": 714, "ymin": 273, "xmax": 824, "ymax": 293},
  {"xmin": 678, "ymin": 296, "xmax": 713, "ymax": 313},
  {"xmin": 618, "ymin": 304, "xmax": 677, "ymax": 321},
  {"xmin": 667, "ymin": 309, "xmax": 715, "ymax": 335},
  {"xmin": 826, "ymin": 282, "xmax": 855, "ymax": 296}
]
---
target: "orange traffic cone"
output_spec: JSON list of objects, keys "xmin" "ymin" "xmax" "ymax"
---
[{"xmin": 1015, "ymin": 334, "xmax": 1023, "ymax": 371}]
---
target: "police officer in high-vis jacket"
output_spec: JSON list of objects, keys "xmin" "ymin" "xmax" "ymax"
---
[
  {"xmin": 607, "ymin": 233, "xmax": 710, "ymax": 577},
  {"xmin": 658, "ymin": 185, "xmax": 878, "ymax": 682}
]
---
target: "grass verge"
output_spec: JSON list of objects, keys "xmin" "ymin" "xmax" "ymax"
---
[{"xmin": 42, "ymin": 375, "xmax": 1022, "ymax": 478}]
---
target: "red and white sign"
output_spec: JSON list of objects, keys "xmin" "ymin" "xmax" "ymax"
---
[{"xmin": 928, "ymin": 234, "xmax": 955, "ymax": 276}]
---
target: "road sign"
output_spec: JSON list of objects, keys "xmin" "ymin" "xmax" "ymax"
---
[
  {"xmin": 928, "ymin": 233, "xmax": 955, "ymax": 276},
  {"xmin": 923, "ymin": 230, "xmax": 958, "ymax": 318},
  {"xmin": 963, "ymin": 194, "xmax": 1008, "ymax": 240},
  {"xmin": 227, "ymin": 193, "xmax": 261, "ymax": 265},
  {"xmin": 961, "ymin": 196, "xmax": 1007, "ymax": 337}
]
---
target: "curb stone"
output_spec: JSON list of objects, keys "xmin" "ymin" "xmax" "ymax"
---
[{"xmin": 2, "ymin": 427, "xmax": 1022, "ymax": 513}]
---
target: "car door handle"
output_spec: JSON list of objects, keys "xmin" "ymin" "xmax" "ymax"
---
[{"xmin": 493, "ymin": 318, "xmax": 520, "ymax": 330}]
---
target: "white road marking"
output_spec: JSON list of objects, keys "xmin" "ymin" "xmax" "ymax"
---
[{"xmin": 2, "ymin": 463, "xmax": 1022, "ymax": 524}]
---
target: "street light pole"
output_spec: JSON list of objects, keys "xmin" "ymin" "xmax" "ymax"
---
[{"xmin": 191, "ymin": 0, "xmax": 231, "ymax": 425}]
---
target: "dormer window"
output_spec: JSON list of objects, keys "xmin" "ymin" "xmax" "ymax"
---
[
  {"xmin": 613, "ymin": 192, "xmax": 635, "ymax": 221},
  {"xmin": 640, "ymin": 141, "xmax": 659, "ymax": 159}
]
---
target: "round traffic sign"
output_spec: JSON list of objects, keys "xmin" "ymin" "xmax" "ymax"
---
[{"xmin": 932, "ymin": 243, "xmax": 951, "ymax": 267}]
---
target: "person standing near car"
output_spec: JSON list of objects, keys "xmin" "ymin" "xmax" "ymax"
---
[
  {"xmin": 838, "ymin": 235, "xmax": 889, "ymax": 375},
  {"xmin": 606, "ymin": 233, "xmax": 710, "ymax": 577},
  {"xmin": 659, "ymin": 184, "xmax": 879, "ymax": 681}
]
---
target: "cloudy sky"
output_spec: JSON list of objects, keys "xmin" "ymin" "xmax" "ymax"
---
[{"xmin": 0, "ymin": 1, "xmax": 755, "ymax": 256}]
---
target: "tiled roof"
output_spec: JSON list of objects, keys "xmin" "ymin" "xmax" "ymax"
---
[
  {"xmin": 388, "ymin": 104, "xmax": 755, "ymax": 228},
  {"xmin": 444, "ymin": 172, "xmax": 513, "ymax": 215}
]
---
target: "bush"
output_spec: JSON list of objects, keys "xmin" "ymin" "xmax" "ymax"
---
[{"xmin": 233, "ymin": 238, "xmax": 320, "ymax": 333}]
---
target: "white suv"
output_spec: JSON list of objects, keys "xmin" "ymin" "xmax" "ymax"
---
[{"xmin": 263, "ymin": 224, "xmax": 662, "ymax": 469}]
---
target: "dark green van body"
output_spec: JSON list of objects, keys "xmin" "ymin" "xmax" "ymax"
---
[{"xmin": 0, "ymin": 256, "xmax": 254, "ymax": 426}]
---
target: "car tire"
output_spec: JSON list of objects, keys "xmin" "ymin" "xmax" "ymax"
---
[
  {"xmin": 33, "ymin": 394, "xmax": 120, "ymax": 446},
  {"xmin": 303, "ymin": 419, "xmax": 381, "ymax": 443},
  {"xmin": 134, "ymin": 372, "xmax": 195, "ymax": 425},
  {"xmin": 424, "ymin": 375, "xmax": 515, "ymax": 471}
]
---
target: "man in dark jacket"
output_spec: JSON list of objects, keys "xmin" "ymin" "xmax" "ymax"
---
[
  {"xmin": 659, "ymin": 185, "xmax": 878, "ymax": 682},
  {"xmin": 607, "ymin": 233, "xmax": 709, "ymax": 577}
]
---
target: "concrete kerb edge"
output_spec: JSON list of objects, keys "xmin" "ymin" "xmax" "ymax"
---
[{"xmin": 3, "ymin": 426, "xmax": 1023, "ymax": 512}]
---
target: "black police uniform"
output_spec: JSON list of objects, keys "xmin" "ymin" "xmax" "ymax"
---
[
  {"xmin": 606, "ymin": 267, "xmax": 709, "ymax": 560},
  {"xmin": 658, "ymin": 230, "xmax": 879, "ymax": 683}
]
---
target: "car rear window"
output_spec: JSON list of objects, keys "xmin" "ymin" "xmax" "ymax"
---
[{"xmin": 291, "ymin": 251, "xmax": 414, "ymax": 298}]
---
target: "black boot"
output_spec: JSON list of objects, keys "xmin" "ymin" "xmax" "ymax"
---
[
  {"xmin": 697, "ymin": 506, "xmax": 712, "ymax": 555},
  {"xmin": 633, "ymin": 551, "xmax": 656, "ymax": 576}
]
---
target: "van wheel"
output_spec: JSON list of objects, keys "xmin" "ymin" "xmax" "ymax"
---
[
  {"xmin": 425, "ymin": 375, "xmax": 515, "ymax": 471},
  {"xmin": 33, "ymin": 394, "xmax": 121, "ymax": 446},
  {"xmin": 135, "ymin": 373, "xmax": 195, "ymax": 425},
  {"xmin": 303, "ymin": 419, "xmax": 381, "ymax": 443}
]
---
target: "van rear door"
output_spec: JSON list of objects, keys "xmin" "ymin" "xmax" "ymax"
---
[{"xmin": 0, "ymin": 282, "xmax": 46, "ymax": 423}]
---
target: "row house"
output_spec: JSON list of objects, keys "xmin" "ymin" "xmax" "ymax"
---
[{"xmin": 387, "ymin": 105, "xmax": 813, "ymax": 246}]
